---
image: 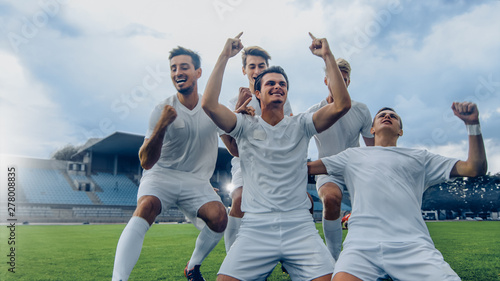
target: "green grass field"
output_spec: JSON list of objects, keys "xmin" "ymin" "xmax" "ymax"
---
[{"xmin": 1, "ymin": 221, "xmax": 499, "ymax": 280}]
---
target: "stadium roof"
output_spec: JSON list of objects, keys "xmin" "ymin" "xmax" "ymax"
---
[
  {"xmin": 75, "ymin": 131, "xmax": 145, "ymax": 158},
  {"xmin": 73, "ymin": 131, "xmax": 232, "ymax": 166}
]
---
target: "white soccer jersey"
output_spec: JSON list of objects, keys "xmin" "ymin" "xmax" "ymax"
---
[
  {"xmin": 144, "ymin": 94, "xmax": 218, "ymax": 181},
  {"xmin": 229, "ymin": 113, "xmax": 317, "ymax": 213},
  {"xmin": 307, "ymin": 99, "xmax": 373, "ymax": 158},
  {"xmin": 321, "ymin": 146, "xmax": 459, "ymax": 244},
  {"xmin": 227, "ymin": 94, "xmax": 293, "ymax": 190}
]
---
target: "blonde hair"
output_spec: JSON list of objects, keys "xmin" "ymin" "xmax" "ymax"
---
[
  {"xmin": 336, "ymin": 58, "xmax": 351, "ymax": 77},
  {"xmin": 241, "ymin": 46, "xmax": 271, "ymax": 68}
]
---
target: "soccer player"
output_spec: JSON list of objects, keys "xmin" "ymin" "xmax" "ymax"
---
[
  {"xmin": 202, "ymin": 32, "xmax": 351, "ymax": 281},
  {"xmin": 308, "ymin": 103, "xmax": 487, "ymax": 280},
  {"xmin": 221, "ymin": 46, "xmax": 293, "ymax": 252},
  {"xmin": 306, "ymin": 58, "xmax": 374, "ymax": 261},
  {"xmin": 111, "ymin": 46, "xmax": 227, "ymax": 281}
]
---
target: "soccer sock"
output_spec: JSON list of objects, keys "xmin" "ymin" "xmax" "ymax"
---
[
  {"xmin": 187, "ymin": 225, "xmax": 223, "ymax": 270},
  {"xmin": 112, "ymin": 216, "xmax": 151, "ymax": 281},
  {"xmin": 224, "ymin": 216, "xmax": 242, "ymax": 253},
  {"xmin": 323, "ymin": 217, "xmax": 342, "ymax": 262}
]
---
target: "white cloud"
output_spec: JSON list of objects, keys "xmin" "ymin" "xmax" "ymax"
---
[
  {"xmin": 420, "ymin": 2, "xmax": 500, "ymax": 70},
  {"xmin": 422, "ymin": 138, "xmax": 500, "ymax": 174},
  {"xmin": 1, "ymin": 0, "xmax": 499, "ymax": 163},
  {"xmin": 0, "ymin": 50, "xmax": 77, "ymax": 158}
]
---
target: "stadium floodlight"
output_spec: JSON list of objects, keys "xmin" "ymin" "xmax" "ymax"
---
[{"xmin": 224, "ymin": 183, "xmax": 234, "ymax": 193}]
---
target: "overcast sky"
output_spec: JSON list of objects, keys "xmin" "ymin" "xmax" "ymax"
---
[{"xmin": 1, "ymin": 0, "xmax": 499, "ymax": 173}]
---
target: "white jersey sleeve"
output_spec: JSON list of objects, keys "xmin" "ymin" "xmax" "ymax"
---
[
  {"xmin": 356, "ymin": 102, "xmax": 373, "ymax": 139},
  {"xmin": 145, "ymin": 101, "xmax": 169, "ymax": 139},
  {"xmin": 422, "ymin": 150, "xmax": 459, "ymax": 189}
]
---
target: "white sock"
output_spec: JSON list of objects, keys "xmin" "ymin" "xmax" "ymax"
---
[
  {"xmin": 187, "ymin": 225, "xmax": 223, "ymax": 270},
  {"xmin": 112, "ymin": 216, "xmax": 151, "ymax": 281},
  {"xmin": 224, "ymin": 216, "xmax": 242, "ymax": 253},
  {"xmin": 323, "ymin": 217, "xmax": 342, "ymax": 261}
]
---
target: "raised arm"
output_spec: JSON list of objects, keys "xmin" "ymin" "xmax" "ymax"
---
[
  {"xmin": 309, "ymin": 33, "xmax": 351, "ymax": 133},
  {"xmin": 139, "ymin": 105, "xmax": 177, "ymax": 170},
  {"xmin": 220, "ymin": 97, "xmax": 255, "ymax": 157},
  {"xmin": 201, "ymin": 33, "xmax": 244, "ymax": 133},
  {"xmin": 450, "ymin": 102, "xmax": 487, "ymax": 177}
]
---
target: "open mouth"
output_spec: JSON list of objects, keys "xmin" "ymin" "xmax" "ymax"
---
[
  {"xmin": 176, "ymin": 78, "xmax": 187, "ymax": 86},
  {"xmin": 270, "ymin": 90, "xmax": 284, "ymax": 96}
]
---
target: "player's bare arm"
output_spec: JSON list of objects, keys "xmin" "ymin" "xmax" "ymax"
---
[
  {"xmin": 307, "ymin": 159, "xmax": 328, "ymax": 176},
  {"xmin": 450, "ymin": 102, "xmax": 487, "ymax": 177},
  {"xmin": 139, "ymin": 105, "xmax": 177, "ymax": 170},
  {"xmin": 202, "ymin": 32, "xmax": 244, "ymax": 133},
  {"xmin": 220, "ymin": 97, "xmax": 254, "ymax": 157},
  {"xmin": 309, "ymin": 32, "xmax": 351, "ymax": 134}
]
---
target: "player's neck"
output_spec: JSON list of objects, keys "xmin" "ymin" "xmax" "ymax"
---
[
  {"xmin": 374, "ymin": 135, "xmax": 398, "ymax": 147},
  {"xmin": 249, "ymin": 83, "xmax": 255, "ymax": 94},
  {"xmin": 177, "ymin": 90, "xmax": 199, "ymax": 110},
  {"xmin": 261, "ymin": 106, "xmax": 284, "ymax": 126}
]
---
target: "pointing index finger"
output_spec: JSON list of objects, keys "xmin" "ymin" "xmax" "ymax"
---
[
  {"xmin": 309, "ymin": 32, "xmax": 316, "ymax": 40},
  {"xmin": 235, "ymin": 32, "xmax": 243, "ymax": 39}
]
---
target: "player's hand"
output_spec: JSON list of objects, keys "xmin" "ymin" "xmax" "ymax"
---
[
  {"xmin": 235, "ymin": 87, "xmax": 252, "ymax": 110},
  {"xmin": 309, "ymin": 32, "xmax": 332, "ymax": 59},
  {"xmin": 159, "ymin": 105, "xmax": 177, "ymax": 128},
  {"xmin": 452, "ymin": 102, "xmax": 479, "ymax": 124},
  {"xmin": 221, "ymin": 32, "xmax": 244, "ymax": 58},
  {"xmin": 234, "ymin": 97, "xmax": 255, "ymax": 116}
]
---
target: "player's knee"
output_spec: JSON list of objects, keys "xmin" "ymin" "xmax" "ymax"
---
[
  {"xmin": 201, "ymin": 202, "xmax": 228, "ymax": 232},
  {"xmin": 213, "ymin": 205, "xmax": 228, "ymax": 232},
  {"xmin": 134, "ymin": 196, "xmax": 161, "ymax": 223},
  {"xmin": 322, "ymin": 193, "xmax": 342, "ymax": 213}
]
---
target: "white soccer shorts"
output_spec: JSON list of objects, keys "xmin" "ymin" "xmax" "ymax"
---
[
  {"xmin": 137, "ymin": 168, "xmax": 222, "ymax": 230},
  {"xmin": 218, "ymin": 209, "xmax": 334, "ymax": 280},
  {"xmin": 334, "ymin": 240, "xmax": 461, "ymax": 280}
]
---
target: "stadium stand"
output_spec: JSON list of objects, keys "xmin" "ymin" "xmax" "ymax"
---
[
  {"xmin": 1, "ymin": 131, "xmax": 357, "ymax": 223},
  {"xmin": 20, "ymin": 168, "xmax": 93, "ymax": 205},
  {"xmin": 91, "ymin": 172, "xmax": 138, "ymax": 206},
  {"xmin": 0, "ymin": 131, "xmax": 236, "ymax": 224}
]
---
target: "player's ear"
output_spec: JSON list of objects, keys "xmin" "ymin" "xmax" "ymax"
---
[
  {"xmin": 398, "ymin": 129, "xmax": 403, "ymax": 137},
  {"xmin": 242, "ymin": 66, "xmax": 247, "ymax": 75},
  {"xmin": 370, "ymin": 127, "xmax": 375, "ymax": 135},
  {"xmin": 196, "ymin": 68, "xmax": 202, "ymax": 79},
  {"xmin": 324, "ymin": 77, "xmax": 328, "ymax": 86},
  {"xmin": 255, "ymin": 90, "xmax": 261, "ymax": 100}
]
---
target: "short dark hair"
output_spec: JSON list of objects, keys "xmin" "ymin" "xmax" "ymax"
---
[
  {"xmin": 241, "ymin": 46, "xmax": 271, "ymax": 68},
  {"xmin": 254, "ymin": 66, "xmax": 289, "ymax": 92},
  {"xmin": 372, "ymin": 107, "xmax": 403, "ymax": 129},
  {"xmin": 169, "ymin": 46, "xmax": 201, "ymax": 69}
]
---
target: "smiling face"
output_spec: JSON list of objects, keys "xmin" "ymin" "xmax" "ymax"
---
[
  {"xmin": 170, "ymin": 55, "xmax": 201, "ymax": 95},
  {"xmin": 255, "ymin": 72, "xmax": 288, "ymax": 106},
  {"xmin": 371, "ymin": 108, "xmax": 403, "ymax": 137},
  {"xmin": 243, "ymin": 55, "xmax": 268, "ymax": 88}
]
